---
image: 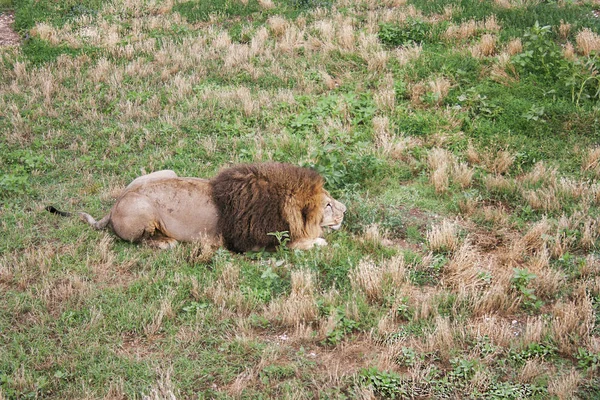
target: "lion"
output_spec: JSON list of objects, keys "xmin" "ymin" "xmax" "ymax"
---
[{"xmin": 47, "ymin": 163, "xmax": 346, "ymax": 252}]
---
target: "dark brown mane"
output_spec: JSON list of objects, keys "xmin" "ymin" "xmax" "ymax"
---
[{"xmin": 210, "ymin": 162, "xmax": 325, "ymax": 252}]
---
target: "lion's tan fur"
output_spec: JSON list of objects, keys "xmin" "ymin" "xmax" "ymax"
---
[{"xmin": 77, "ymin": 163, "xmax": 346, "ymax": 251}]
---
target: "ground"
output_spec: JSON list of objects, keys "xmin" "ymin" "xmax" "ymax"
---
[{"xmin": 0, "ymin": 11, "xmax": 19, "ymax": 46}]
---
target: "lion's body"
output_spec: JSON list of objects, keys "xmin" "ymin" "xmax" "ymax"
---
[{"xmin": 71, "ymin": 163, "xmax": 345, "ymax": 251}]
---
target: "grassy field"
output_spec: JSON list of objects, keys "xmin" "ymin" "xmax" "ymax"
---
[{"xmin": 2, "ymin": 0, "xmax": 600, "ymax": 398}]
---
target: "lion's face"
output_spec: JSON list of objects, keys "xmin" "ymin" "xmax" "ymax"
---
[{"xmin": 321, "ymin": 191, "xmax": 346, "ymax": 230}]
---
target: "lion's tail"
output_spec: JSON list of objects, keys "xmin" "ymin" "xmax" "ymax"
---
[
  {"xmin": 79, "ymin": 212, "xmax": 111, "ymax": 230},
  {"xmin": 45, "ymin": 205, "xmax": 71, "ymax": 217},
  {"xmin": 46, "ymin": 205, "xmax": 110, "ymax": 230}
]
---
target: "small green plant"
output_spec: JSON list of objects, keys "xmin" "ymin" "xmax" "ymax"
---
[
  {"xmin": 510, "ymin": 342, "xmax": 557, "ymax": 364},
  {"xmin": 396, "ymin": 347, "xmax": 422, "ymax": 367},
  {"xmin": 267, "ymin": 230, "xmax": 291, "ymax": 249},
  {"xmin": 323, "ymin": 307, "xmax": 359, "ymax": 346},
  {"xmin": 358, "ymin": 367, "xmax": 407, "ymax": 399},
  {"xmin": 575, "ymin": 348, "xmax": 600, "ymax": 372},
  {"xmin": 511, "ymin": 268, "xmax": 543, "ymax": 310},
  {"xmin": 449, "ymin": 358, "xmax": 477, "ymax": 381},
  {"xmin": 395, "ymin": 297, "xmax": 413, "ymax": 321},
  {"xmin": 566, "ymin": 56, "xmax": 600, "ymax": 105},
  {"xmin": 512, "ymin": 22, "xmax": 565, "ymax": 80},
  {"xmin": 378, "ymin": 19, "xmax": 433, "ymax": 47}
]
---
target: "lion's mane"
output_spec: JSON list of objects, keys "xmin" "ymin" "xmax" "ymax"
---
[{"xmin": 210, "ymin": 162, "xmax": 325, "ymax": 252}]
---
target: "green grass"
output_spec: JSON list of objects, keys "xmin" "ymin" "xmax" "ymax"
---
[{"xmin": 2, "ymin": 0, "xmax": 600, "ymax": 398}]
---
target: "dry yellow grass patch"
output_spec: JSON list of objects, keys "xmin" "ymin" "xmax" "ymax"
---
[
  {"xmin": 582, "ymin": 146, "xmax": 600, "ymax": 174},
  {"xmin": 373, "ymin": 116, "xmax": 398, "ymax": 155},
  {"xmin": 576, "ymin": 28, "xmax": 600, "ymax": 56},
  {"xmin": 521, "ymin": 217, "xmax": 552, "ymax": 253},
  {"xmin": 469, "ymin": 315, "xmax": 514, "ymax": 348},
  {"xmin": 350, "ymin": 258, "xmax": 385, "ymax": 303},
  {"xmin": 444, "ymin": 241, "xmax": 486, "ymax": 290},
  {"xmin": 490, "ymin": 53, "xmax": 519, "ymax": 85},
  {"xmin": 265, "ymin": 270, "xmax": 318, "ymax": 327},
  {"xmin": 494, "ymin": 0, "xmax": 541, "ymax": 8},
  {"xmin": 559, "ymin": 20, "xmax": 571, "ymax": 40},
  {"xmin": 522, "ymin": 187, "xmax": 560, "ymax": 212},
  {"xmin": 563, "ymin": 42, "xmax": 576, "ymax": 60},
  {"xmin": 452, "ymin": 162, "xmax": 474, "ymax": 189},
  {"xmin": 267, "ymin": 15, "xmax": 288, "ymax": 37},
  {"xmin": 458, "ymin": 195, "xmax": 479, "ymax": 216},
  {"xmin": 484, "ymin": 174, "xmax": 513, "ymax": 194},
  {"xmin": 485, "ymin": 150, "xmax": 515, "ymax": 174},
  {"xmin": 471, "ymin": 34, "xmax": 497, "ymax": 58},
  {"xmin": 466, "ymin": 143, "xmax": 482, "ymax": 164},
  {"xmin": 425, "ymin": 316, "xmax": 459, "ymax": 361},
  {"xmin": 427, "ymin": 219, "xmax": 460, "ymax": 253},
  {"xmin": 506, "ymin": 38, "xmax": 523, "ymax": 55},
  {"xmin": 518, "ymin": 358, "xmax": 550, "ymax": 384},
  {"xmin": 444, "ymin": 15, "xmax": 501, "ymax": 41},
  {"xmin": 427, "ymin": 147, "xmax": 454, "ymax": 192},
  {"xmin": 258, "ymin": 0, "xmax": 275, "ymax": 10},
  {"xmin": 551, "ymin": 289, "xmax": 594, "ymax": 353},
  {"xmin": 548, "ymin": 369, "xmax": 582, "ymax": 400},
  {"xmin": 428, "ymin": 76, "xmax": 452, "ymax": 106},
  {"xmin": 395, "ymin": 43, "xmax": 422, "ymax": 66},
  {"xmin": 521, "ymin": 161, "xmax": 557, "ymax": 186}
]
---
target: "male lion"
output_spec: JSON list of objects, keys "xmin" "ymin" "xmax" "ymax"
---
[{"xmin": 47, "ymin": 163, "xmax": 346, "ymax": 252}]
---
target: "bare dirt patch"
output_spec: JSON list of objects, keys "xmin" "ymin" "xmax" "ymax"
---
[{"xmin": 0, "ymin": 11, "xmax": 20, "ymax": 46}]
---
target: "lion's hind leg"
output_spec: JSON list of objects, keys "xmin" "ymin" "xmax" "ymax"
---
[
  {"xmin": 109, "ymin": 193, "xmax": 166, "ymax": 244},
  {"xmin": 143, "ymin": 236, "xmax": 178, "ymax": 249}
]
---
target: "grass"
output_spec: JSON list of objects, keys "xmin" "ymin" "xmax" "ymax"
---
[{"xmin": 2, "ymin": 0, "xmax": 600, "ymax": 398}]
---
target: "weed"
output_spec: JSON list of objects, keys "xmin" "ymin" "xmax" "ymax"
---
[
  {"xmin": 358, "ymin": 367, "xmax": 408, "ymax": 399},
  {"xmin": 575, "ymin": 348, "xmax": 600, "ymax": 373},
  {"xmin": 511, "ymin": 268, "xmax": 543, "ymax": 311},
  {"xmin": 379, "ymin": 18, "xmax": 442, "ymax": 47},
  {"xmin": 322, "ymin": 307, "xmax": 359, "ymax": 345}
]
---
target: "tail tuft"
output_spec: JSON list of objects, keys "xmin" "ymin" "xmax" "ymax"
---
[{"xmin": 46, "ymin": 206, "xmax": 71, "ymax": 217}]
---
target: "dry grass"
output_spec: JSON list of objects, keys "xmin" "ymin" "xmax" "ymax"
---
[
  {"xmin": 548, "ymin": 369, "xmax": 582, "ymax": 400},
  {"xmin": 444, "ymin": 240, "xmax": 490, "ymax": 291},
  {"xmin": 425, "ymin": 316, "xmax": 457, "ymax": 361},
  {"xmin": 551, "ymin": 289, "xmax": 594, "ymax": 353},
  {"xmin": 427, "ymin": 147, "xmax": 454, "ymax": 193},
  {"xmin": 428, "ymin": 76, "xmax": 452, "ymax": 106},
  {"xmin": 518, "ymin": 358, "xmax": 549, "ymax": 384},
  {"xmin": 484, "ymin": 174, "xmax": 513, "ymax": 193},
  {"xmin": 452, "ymin": 162, "xmax": 474, "ymax": 189},
  {"xmin": 350, "ymin": 258, "xmax": 384, "ymax": 303},
  {"xmin": 266, "ymin": 269, "xmax": 318, "ymax": 327},
  {"xmin": 142, "ymin": 366, "xmax": 178, "ymax": 400},
  {"xmin": 427, "ymin": 219, "xmax": 461, "ymax": 253},
  {"xmin": 485, "ymin": 150, "xmax": 514, "ymax": 174},
  {"xmin": 576, "ymin": 28, "xmax": 600, "ymax": 56},
  {"xmin": 471, "ymin": 34, "xmax": 497, "ymax": 58},
  {"xmin": 506, "ymin": 38, "xmax": 523, "ymax": 55},
  {"xmin": 444, "ymin": 15, "xmax": 500, "ymax": 41},
  {"xmin": 582, "ymin": 146, "xmax": 600, "ymax": 173},
  {"xmin": 395, "ymin": 43, "xmax": 422, "ymax": 66}
]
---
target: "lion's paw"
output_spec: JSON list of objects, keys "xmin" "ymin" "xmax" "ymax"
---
[{"xmin": 314, "ymin": 238, "xmax": 328, "ymax": 246}]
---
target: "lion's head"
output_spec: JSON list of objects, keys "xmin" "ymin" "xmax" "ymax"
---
[
  {"xmin": 211, "ymin": 162, "xmax": 346, "ymax": 252},
  {"xmin": 321, "ymin": 190, "xmax": 346, "ymax": 231}
]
